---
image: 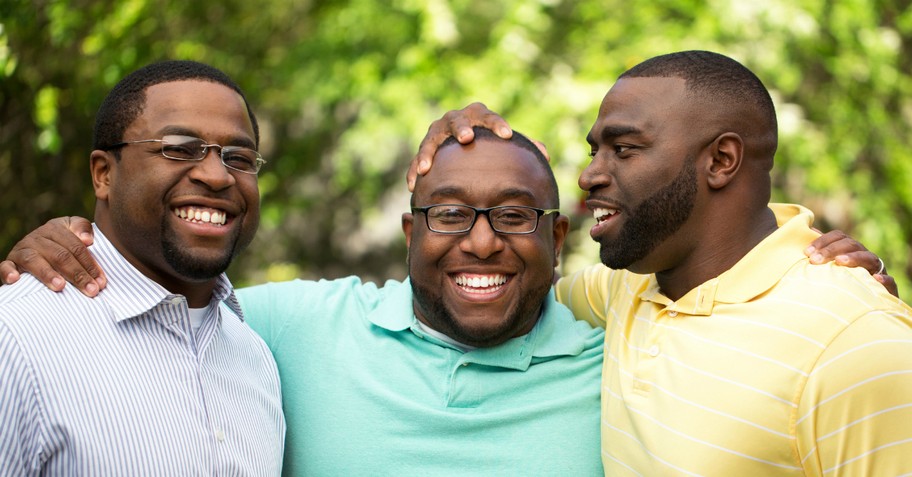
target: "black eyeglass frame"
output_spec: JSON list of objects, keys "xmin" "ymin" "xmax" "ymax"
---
[
  {"xmin": 103, "ymin": 135, "xmax": 266, "ymax": 175},
  {"xmin": 411, "ymin": 204, "xmax": 560, "ymax": 235}
]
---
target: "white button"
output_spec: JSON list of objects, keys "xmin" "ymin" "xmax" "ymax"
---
[
  {"xmin": 668, "ymin": 310, "xmax": 678, "ymax": 317},
  {"xmin": 648, "ymin": 345, "xmax": 660, "ymax": 357},
  {"xmin": 214, "ymin": 429, "xmax": 225, "ymax": 442},
  {"xmin": 169, "ymin": 297, "xmax": 183, "ymax": 305}
]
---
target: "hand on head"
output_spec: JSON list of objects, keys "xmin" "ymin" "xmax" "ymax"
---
[{"xmin": 407, "ymin": 102, "xmax": 550, "ymax": 192}]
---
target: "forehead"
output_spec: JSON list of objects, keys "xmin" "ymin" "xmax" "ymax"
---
[
  {"xmin": 416, "ymin": 140, "xmax": 551, "ymax": 205},
  {"xmin": 128, "ymin": 80, "xmax": 254, "ymax": 141},
  {"xmin": 588, "ymin": 77, "xmax": 690, "ymax": 141}
]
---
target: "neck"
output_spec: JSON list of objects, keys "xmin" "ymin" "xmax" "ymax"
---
[{"xmin": 655, "ymin": 207, "xmax": 778, "ymax": 301}]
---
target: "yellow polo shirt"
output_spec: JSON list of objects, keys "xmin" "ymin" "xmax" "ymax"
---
[{"xmin": 556, "ymin": 204, "xmax": 912, "ymax": 476}]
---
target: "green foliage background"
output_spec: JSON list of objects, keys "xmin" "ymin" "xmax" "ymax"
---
[{"xmin": 2, "ymin": 0, "xmax": 911, "ymax": 296}]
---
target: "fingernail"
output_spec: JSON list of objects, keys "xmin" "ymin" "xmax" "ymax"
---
[
  {"xmin": 811, "ymin": 253, "xmax": 824, "ymax": 264},
  {"xmin": 805, "ymin": 246, "xmax": 815, "ymax": 255},
  {"xmin": 498, "ymin": 127, "xmax": 511, "ymax": 137},
  {"xmin": 51, "ymin": 277, "xmax": 65, "ymax": 290},
  {"xmin": 80, "ymin": 232, "xmax": 92, "ymax": 241},
  {"xmin": 86, "ymin": 282, "xmax": 99, "ymax": 296}
]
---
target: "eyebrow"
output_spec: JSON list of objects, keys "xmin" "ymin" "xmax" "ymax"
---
[{"xmin": 587, "ymin": 125, "xmax": 643, "ymax": 145}]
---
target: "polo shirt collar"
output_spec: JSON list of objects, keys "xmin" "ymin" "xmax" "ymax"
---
[
  {"xmin": 640, "ymin": 204, "xmax": 817, "ymax": 315},
  {"xmin": 368, "ymin": 279, "xmax": 588, "ymax": 370},
  {"xmin": 89, "ymin": 224, "xmax": 242, "ymax": 323}
]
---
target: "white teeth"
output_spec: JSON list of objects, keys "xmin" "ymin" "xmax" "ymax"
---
[
  {"xmin": 455, "ymin": 274, "xmax": 507, "ymax": 289},
  {"xmin": 593, "ymin": 207, "xmax": 618, "ymax": 221},
  {"xmin": 171, "ymin": 207, "xmax": 228, "ymax": 226}
]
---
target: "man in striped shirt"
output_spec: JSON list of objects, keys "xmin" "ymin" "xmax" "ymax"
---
[
  {"xmin": 0, "ymin": 61, "xmax": 285, "ymax": 475},
  {"xmin": 409, "ymin": 51, "xmax": 912, "ymax": 475}
]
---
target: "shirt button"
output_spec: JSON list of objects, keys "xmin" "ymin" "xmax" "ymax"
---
[
  {"xmin": 648, "ymin": 345, "xmax": 660, "ymax": 357},
  {"xmin": 668, "ymin": 310, "xmax": 678, "ymax": 317},
  {"xmin": 461, "ymin": 363, "xmax": 469, "ymax": 367},
  {"xmin": 214, "ymin": 429, "xmax": 225, "ymax": 442},
  {"xmin": 169, "ymin": 297, "xmax": 183, "ymax": 305}
]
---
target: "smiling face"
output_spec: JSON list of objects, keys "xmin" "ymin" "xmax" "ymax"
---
[
  {"xmin": 580, "ymin": 77, "xmax": 708, "ymax": 274},
  {"xmin": 92, "ymin": 80, "xmax": 260, "ymax": 305},
  {"xmin": 402, "ymin": 139, "xmax": 568, "ymax": 348}
]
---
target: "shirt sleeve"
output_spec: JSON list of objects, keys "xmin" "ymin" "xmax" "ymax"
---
[
  {"xmin": 796, "ymin": 309, "xmax": 912, "ymax": 476},
  {"xmin": 0, "ymin": 321, "xmax": 45, "ymax": 476},
  {"xmin": 554, "ymin": 264, "xmax": 617, "ymax": 329}
]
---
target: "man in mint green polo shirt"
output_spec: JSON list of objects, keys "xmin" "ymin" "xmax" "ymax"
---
[{"xmin": 236, "ymin": 127, "xmax": 604, "ymax": 475}]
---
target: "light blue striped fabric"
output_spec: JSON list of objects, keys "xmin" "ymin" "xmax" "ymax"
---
[{"xmin": 0, "ymin": 225, "xmax": 285, "ymax": 476}]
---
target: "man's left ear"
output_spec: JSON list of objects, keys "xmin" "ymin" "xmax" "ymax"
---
[
  {"xmin": 705, "ymin": 132, "xmax": 743, "ymax": 190},
  {"xmin": 552, "ymin": 214, "xmax": 570, "ymax": 268}
]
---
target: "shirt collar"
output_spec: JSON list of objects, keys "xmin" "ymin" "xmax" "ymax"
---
[
  {"xmin": 368, "ymin": 278, "xmax": 589, "ymax": 370},
  {"xmin": 640, "ymin": 203, "xmax": 817, "ymax": 315},
  {"xmin": 89, "ymin": 224, "xmax": 242, "ymax": 322}
]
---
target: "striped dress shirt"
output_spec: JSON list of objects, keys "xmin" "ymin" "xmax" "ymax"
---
[
  {"xmin": 0, "ymin": 225, "xmax": 285, "ymax": 476},
  {"xmin": 555, "ymin": 204, "xmax": 912, "ymax": 476}
]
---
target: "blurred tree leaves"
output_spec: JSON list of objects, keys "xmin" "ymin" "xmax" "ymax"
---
[{"xmin": 2, "ymin": 0, "xmax": 910, "ymax": 295}]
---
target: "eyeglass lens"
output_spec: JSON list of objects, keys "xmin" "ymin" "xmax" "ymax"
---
[
  {"xmin": 160, "ymin": 135, "xmax": 262, "ymax": 173},
  {"xmin": 426, "ymin": 205, "xmax": 541, "ymax": 233}
]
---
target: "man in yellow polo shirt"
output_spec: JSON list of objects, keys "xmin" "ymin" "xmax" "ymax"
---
[{"xmin": 411, "ymin": 50, "xmax": 912, "ymax": 475}]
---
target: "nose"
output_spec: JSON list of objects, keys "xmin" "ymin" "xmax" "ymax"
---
[
  {"xmin": 188, "ymin": 146, "xmax": 236, "ymax": 190},
  {"xmin": 458, "ymin": 213, "xmax": 505, "ymax": 259},
  {"xmin": 578, "ymin": 154, "xmax": 610, "ymax": 192}
]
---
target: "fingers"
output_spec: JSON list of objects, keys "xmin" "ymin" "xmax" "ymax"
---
[
  {"xmin": 68, "ymin": 216, "xmax": 95, "ymax": 246},
  {"xmin": 531, "ymin": 139, "xmax": 551, "ymax": 162},
  {"xmin": 874, "ymin": 273, "xmax": 900, "ymax": 298},
  {"xmin": 6, "ymin": 217, "xmax": 105, "ymax": 297},
  {"xmin": 407, "ymin": 102, "xmax": 513, "ymax": 192},
  {"xmin": 0, "ymin": 260, "xmax": 22, "ymax": 285},
  {"xmin": 805, "ymin": 230, "xmax": 868, "ymax": 266}
]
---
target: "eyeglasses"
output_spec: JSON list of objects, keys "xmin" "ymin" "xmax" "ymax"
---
[
  {"xmin": 104, "ymin": 135, "xmax": 266, "ymax": 174},
  {"xmin": 411, "ymin": 204, "xmax": 560, "ymax": 235}
]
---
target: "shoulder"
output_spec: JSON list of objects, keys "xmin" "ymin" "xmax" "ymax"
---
[
  {"xmin": 0, "ymin": 274, "xmax": 96, "ymax": 331},
  {"xmin": 236, "ymin": 276, "xmax": 403, "ymax": 342}
]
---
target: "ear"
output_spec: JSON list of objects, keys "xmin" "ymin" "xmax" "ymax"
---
[
  {"xmin": 705, "ymin": 132, "xmax": 743, "ymax": 190},
  {"xmin": 90, "ymin": 150, "xmax": 115, "ymax": 201},
  {"xmin": 551, "ymin": 214, "xmax": 571, "ymax": 268},
  {"xmin": 402, "ymin": 212, "xmax": 415, "ymax": 249}
]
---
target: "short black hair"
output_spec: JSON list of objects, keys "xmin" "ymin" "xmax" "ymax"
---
[
  {"xmin": 438, "ymin": 126, "xmax": 559, "ymax": 207},
  {"xmin": 93, "ymin": 60, "xmax": 259, "ymax": 151},
  {"xmin": 620, "ymin": 50, "xmax": 777, "ymax": 145}
]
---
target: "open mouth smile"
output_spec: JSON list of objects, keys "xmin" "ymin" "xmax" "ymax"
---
[
  {"xmin": 453, "ymin": 273, "xmax": 509, "ymax": 295},
  {"xmin": 172, "ymin": 206, "xmax": 229, "ymax": 226}
]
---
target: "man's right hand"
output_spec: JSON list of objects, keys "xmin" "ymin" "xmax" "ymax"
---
[
  {"xmin": 0, "ymin": 216, "xmax": 105, "ymax": 296},
  {"xmin": 407, "ymin": 102, "xmax": 515, "ymax": 192}
]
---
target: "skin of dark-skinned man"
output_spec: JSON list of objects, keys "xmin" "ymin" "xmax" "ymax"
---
[
  {"xmin": 0, "ymin": 53, "xmax": 900, "ymax": 476},
  {"xmin": 406, "ymin": 51, "xmax": 912, "ymax": 476},
  {"xmin": 0, "ymin": 61, "xmax": 284, "ymax": 475}
]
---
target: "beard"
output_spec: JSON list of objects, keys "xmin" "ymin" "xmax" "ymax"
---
[
  {"xmin": 409, "ymin": 273, "xmax": 552, "ymax": 348},
  {"xmin": 599, "ymin": 157, "xmax": 697, "ymax": 270},
  {"xmin": 160, "ymin": 219, "xmax": 242, "ymax": 281}
]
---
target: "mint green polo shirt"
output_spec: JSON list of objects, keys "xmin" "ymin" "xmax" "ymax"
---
[{"xmin": 238, "ymin": 276, "xmax": 604, "ymax": 476}]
